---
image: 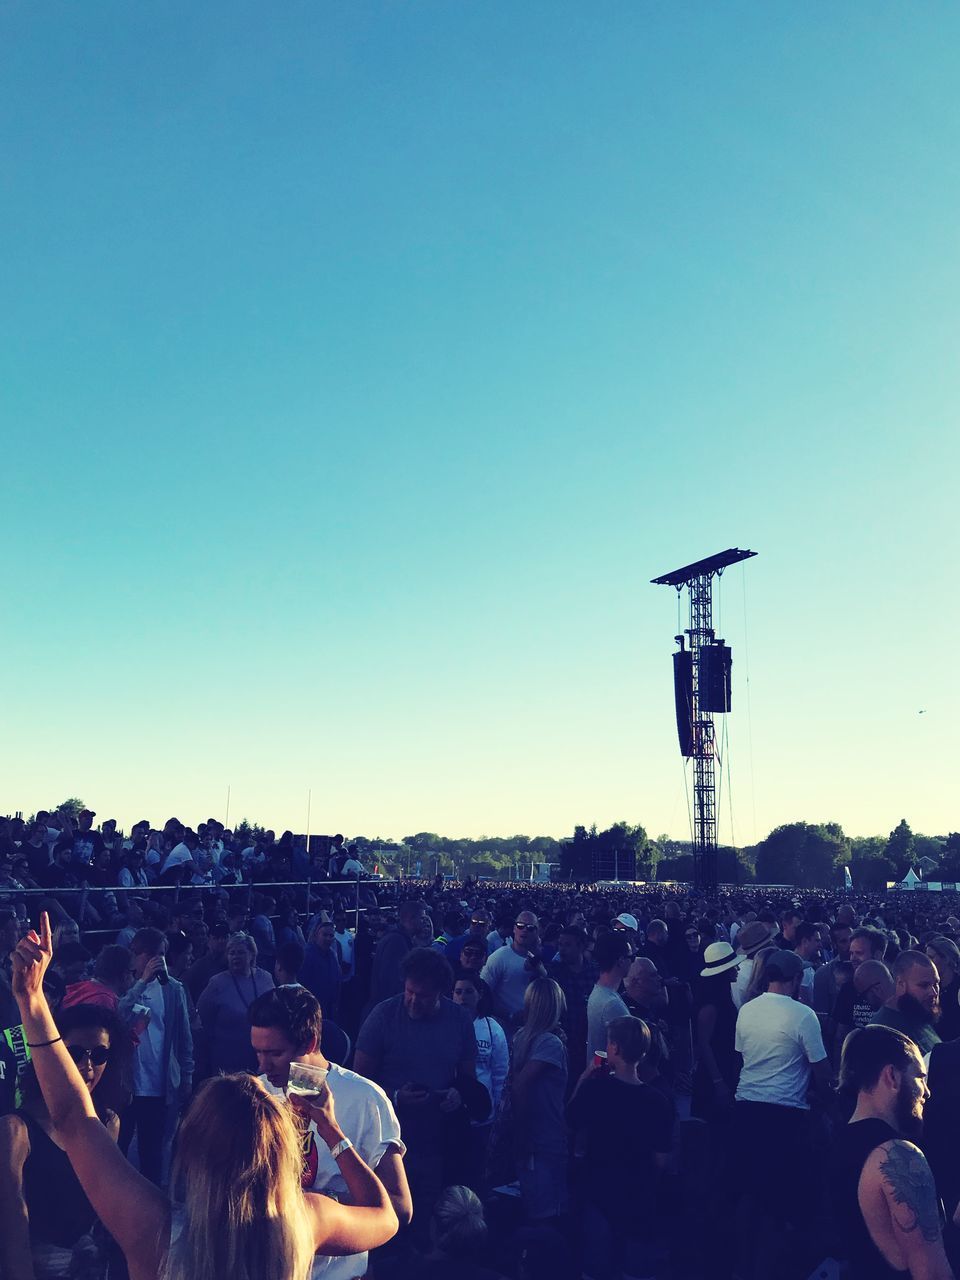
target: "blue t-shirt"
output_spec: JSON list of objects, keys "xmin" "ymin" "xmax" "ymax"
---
[{"xmin": 356, "ymin": 995, "xmax": 476, "ymax": 1093}]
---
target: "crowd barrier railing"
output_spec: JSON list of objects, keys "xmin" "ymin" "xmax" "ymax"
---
[{"xmin": 1, "ymin": 875, "xmax": 403, "ymax": 944}]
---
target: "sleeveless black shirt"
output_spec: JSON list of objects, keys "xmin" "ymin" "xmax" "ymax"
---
[{"xmin": 830, "ymin": 1118, "xmax": 910, "ymax": 1280}]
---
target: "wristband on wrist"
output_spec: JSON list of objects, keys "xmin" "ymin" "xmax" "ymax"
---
[
  {"xmin": 26, "ymin": 1036, "xmax": 62, "ymax": 1049},
  {"xmin": 329, "ymin": 1137, "xmax": 353, "ymax": 1160}
]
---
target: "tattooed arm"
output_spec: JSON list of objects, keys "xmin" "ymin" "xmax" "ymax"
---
[{"xmin": 863, "ymin": 1139, "xmax": 954, "ymax": 1280}]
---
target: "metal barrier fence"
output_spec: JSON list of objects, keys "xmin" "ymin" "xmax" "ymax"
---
[{"xmin": 2, "ymin": 875, "xmax": 403, "ymax": 944}]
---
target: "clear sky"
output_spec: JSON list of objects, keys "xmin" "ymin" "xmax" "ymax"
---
[{"xmin": 2, "ymin": 2, "xmax": 957, "ymax": 844}]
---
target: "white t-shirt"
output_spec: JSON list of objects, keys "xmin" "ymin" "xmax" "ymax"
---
[
  {"xmin": 485, "ymin": 929, "xmax": 508, "ymax": 957},
  {"xmin": 261, "ymin": 1063, "xmax": 405, "ymax": 1280},
  {"xmin": 132, "ymin": 981, "xmax": 166, "ymax": 1097},
  {"xmin": 480, "ymin": 945, "xmax": 536, "ymax": 1020},
  {"xmin": 732, "ymin": 957, "xmax": 754, "ymax": 1009},
  {"xmin": 340, "ymin": 858, "xmax": 363, "ymax": 877},
  {"xmin": 334, "ymin": 930, "xmax": 355, "ymax": 977},
  {"xmin": 160, "ymin": 843, "xmax": 194, "ymax": 874},
  {"xmin": 735, "ymin": 992, "xmax": 827, "ymax": 1110}
]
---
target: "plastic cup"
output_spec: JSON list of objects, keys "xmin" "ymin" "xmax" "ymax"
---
[{"xmin": 286, "ymin": 1062, "xmax": 329, "ymax": 1101}]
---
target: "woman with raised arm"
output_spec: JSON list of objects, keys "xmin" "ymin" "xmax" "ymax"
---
[
  {"xmin": 11, "ymin": 913, "xmax": 398, "ymax": 1280},
  {"xmin": 0, "ymin": 1004, "xmax": 123, "ymax": 1280}
]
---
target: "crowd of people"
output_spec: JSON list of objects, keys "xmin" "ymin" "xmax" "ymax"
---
[{"xmin": 3, "ymin": 808, "xmax": 960, "ymax": 1279}]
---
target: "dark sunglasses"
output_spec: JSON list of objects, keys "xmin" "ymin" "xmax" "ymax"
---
[
  {"xmin": 67, "ymin": 1045, "xmax": 109, "ymax": 1067},
  {"xmin": 515, "ymin": 922, "xmax": 535, "ymax": 929}
]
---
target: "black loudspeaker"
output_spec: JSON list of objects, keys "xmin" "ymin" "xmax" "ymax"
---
[
  {"xmin": 700, "ymin": 641, "xmax": 732, "ymax": 713},
  {"xmin": 673, "ymin": 650, "xmax": 693, "ymax": 756}
]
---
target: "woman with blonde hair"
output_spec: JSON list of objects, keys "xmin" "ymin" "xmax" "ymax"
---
[
  {"xmin": 741, "ymin": 945, "xmax": 779, "ymax": 1005},
  {"xmin": 10, "ymin": 914, "xmax": 397, "ymax": 1280},
  {"xmin": 511, "ymin": 977, "xmax": 568, "ymax": 1222}
]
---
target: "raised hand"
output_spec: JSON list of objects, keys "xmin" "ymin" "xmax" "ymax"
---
[{"xmin": 11, "ymin": 910, "xmax": 53, "ymax": 1005}]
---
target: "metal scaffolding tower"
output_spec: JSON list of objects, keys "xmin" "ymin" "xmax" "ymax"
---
[{"xmin": 652, "ymin": 548, "xmax": 756, "ymax": 894}]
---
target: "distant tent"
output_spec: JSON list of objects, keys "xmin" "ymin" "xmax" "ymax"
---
[{"xmin": 900, "ymin": 867, "xmax": 921, "ymax": 889}]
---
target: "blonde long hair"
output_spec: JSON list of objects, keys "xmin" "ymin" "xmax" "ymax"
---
[
  {"xmin": 513, "ymin": 977, "xmax": 566, "ymax": 1071},
  {"xmin": 743, "ymin": 946, "xmax": 779, "ymax": 1004},
  {"xmin": 164, "ymin": 1074, "xmax": 314, "ymax": 1280}
]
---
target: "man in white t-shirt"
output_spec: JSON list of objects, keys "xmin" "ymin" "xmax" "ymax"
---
[
  {"xmin": 159, "ymin": 833, "xmax": 200, "ymax": 880},
  {"xmin": 480, "ymin": 910, "xmax": 546, "ymax": 1032},
  {"xmin": 249, "ymin": 985, "xmax": 412, "ymax": 1280},
  {"xmin": 736, "ymin": 948, "xmax": 829, "ymax": 1110},
  {"xmin": 734, "ymin": 948, "xmax": 830, "ymax": 1275}
]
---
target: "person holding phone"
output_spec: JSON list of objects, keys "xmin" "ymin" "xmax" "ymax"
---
[
  {"xmin": 9, "ymin": 912, "xmax": 398, "ymax": 1280},
  {"xmin": 116, "ymin": 927, "xmax": 193, "ymax": 1184}
]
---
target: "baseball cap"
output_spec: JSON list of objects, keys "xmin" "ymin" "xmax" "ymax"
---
[
  {"xmin": 764, "ymin": 950, "xmax": 804, "ymax": 982},
  {"xmin": 614, "ymin": 913, "xmax": 639, "ymax": 932}
]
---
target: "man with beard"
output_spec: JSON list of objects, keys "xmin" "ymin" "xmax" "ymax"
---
[
  {"xmin": 830, "ymin": 1024, "xmax": 951, "ymax": 1280},
  {"xmin": 869, "ymin": 951, "xmax": 942, "ymax": 1057}
]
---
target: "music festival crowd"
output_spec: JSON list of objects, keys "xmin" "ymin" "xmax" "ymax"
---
[{"xmin": 2, "ymin": 807, "xmax": 960, "ymax": 1280}]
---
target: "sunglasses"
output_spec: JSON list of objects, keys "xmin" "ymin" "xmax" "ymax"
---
[{"xmin": 67, "ymin": 1045, "xmax": 109, "ymax": 1067}]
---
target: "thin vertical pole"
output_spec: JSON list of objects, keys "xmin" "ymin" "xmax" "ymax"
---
[
  {"xmin": 305, "ymin": 790, "xmax": 313, "ymax": 915},
  {"xmin": 224, "ymin": 785, "xmax": 231, "ymax": 828}
]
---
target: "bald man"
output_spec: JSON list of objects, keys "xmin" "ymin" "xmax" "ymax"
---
[{"xmin": 854, "ymin": 961, "xmax": 895, "ymax": 1014}]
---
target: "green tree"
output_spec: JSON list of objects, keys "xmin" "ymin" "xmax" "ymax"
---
[
  {"xmin": 885, "ymin": 819, "xmax": 915, "ymax": 878},
  {"xmin": 755, "ymin": 822, "xmax": 847, "ymax": 888},
  {"xmin": 848, "ymin": 855, "xmax": 897, "ymax": 890},
  {"xmin": 658, "ymin": 853, "xmax": 695, "ymax": 881},
  {"xmin": 52, "ymin": 798, "xmax": 86, "ymax": 821},
  {"xmin": 402, "ymin": 833, "xmax": 444, "ymax": 855},
  {"xmin": 938, "ymin": 833, "xmax": 960, "ymax": 883}
]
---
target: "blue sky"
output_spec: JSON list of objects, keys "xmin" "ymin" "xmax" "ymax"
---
[{"xmin": 2, "ymin": 2, "xmax": 957, "ymax": 843}]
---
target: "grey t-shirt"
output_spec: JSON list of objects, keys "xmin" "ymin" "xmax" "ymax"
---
[
  {"xmin": 586, "ymin": 984, "xmax": 630, "ymax": 1059},
  {"xmin": 356, "ymin": 995, "xmax": 477, "ymax": 1093},
  {"xmin": 516, "ymin": 1031, "xmax": 568, "ymax": 1157}
]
